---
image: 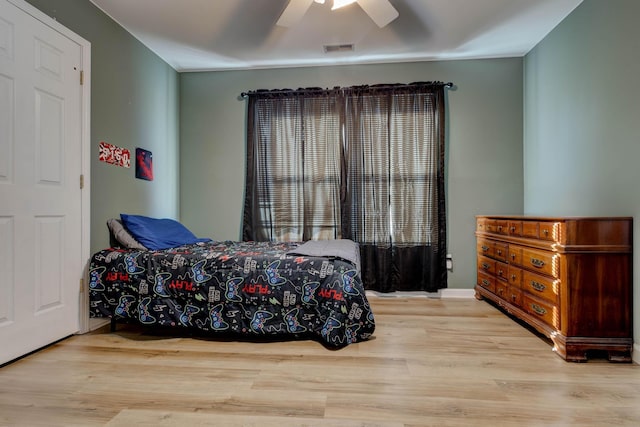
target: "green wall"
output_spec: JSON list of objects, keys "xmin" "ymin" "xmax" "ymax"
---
[
  {"xmin": 25, "ymin": 0, "xmax": 181, "ymax": 253},
  {"xmin": 180, "ymin": 59, "xmax": 524, "ymax": 289},
  {"xmin": 524, "ymin": 0, "xmax": 640, "ymax": 348},
  {"xmin": 23, "ymin": 0, "xmax": 527, "ymax": 292}
]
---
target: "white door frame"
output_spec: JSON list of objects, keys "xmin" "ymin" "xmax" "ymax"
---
[{"xmin": 7, "ymin": 0, "xmax": 91, "ymax": 333}]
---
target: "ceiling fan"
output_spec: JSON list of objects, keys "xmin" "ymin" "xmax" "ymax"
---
[{"xmin": 277, "ymin": 0, "xmax": 399, "ymax": 28}]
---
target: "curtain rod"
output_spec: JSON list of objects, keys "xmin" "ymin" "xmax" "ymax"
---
[{"xmin": 240, "ymin": 82, "xmax": 454, "ymax": 98}]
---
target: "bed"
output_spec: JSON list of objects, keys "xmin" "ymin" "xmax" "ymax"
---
[{"xmin": 88, "ymin": 215, "xmax": 375, "ymax": 348}]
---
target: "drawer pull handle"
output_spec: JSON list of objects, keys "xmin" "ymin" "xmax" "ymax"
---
[
  {"xmin": 496, "ymin": 249, "xmax": 502, "ymax": 255},
  {"xmin": 481, "ymin": 279, "xmax": 491, "ymax": 286},
  {"xmin": 511, "ymin": 253, "xmax": 516, "ymax": 260},
  {"xmin": 497, "ymin": 226, "xmax": 503, "ymax": 232},
  {"xmin": 511, "ymin": 274, "xmax": 517, "ymax": 281},
  {"xmin": 531, "ymin": 303, "xmax": 547, "ymax": 316},
  {"xmin": 498, "ymin": 269, "xmax": 504, "ymax": 276},
  {"xmin": 542, "ymin": 229, "xmax": 549, "ymax": 236},
  {"xmin": 530, "ymin": 281, "xmax": 546, "ymax": 292},
  {"xmin": 481, "ymin": 245, "xmax": 489, "ymax": 252},
  {"xmin": 482, "ymin": 263, "xmax": 491, "ymax": 270},
  {"xmin": 510, "ymin": 226, "xmax": 516, "ymax": 232},
  {"xmin": 531, "ymin": 258, "xmax": 545, "ymax": 268},
  {"xmin": 511, "ymin": 294, "xmax": 517, "ymax": 302}
]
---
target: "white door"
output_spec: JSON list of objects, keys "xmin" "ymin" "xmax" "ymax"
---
[{"xmin": 0, "ymin": 0, "xmax": 88, "ymax": 365}]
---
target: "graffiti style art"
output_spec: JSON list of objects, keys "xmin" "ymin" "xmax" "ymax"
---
[{"xmin": 98, "ymin": 141, "xmax": 131, "ymax": 168}]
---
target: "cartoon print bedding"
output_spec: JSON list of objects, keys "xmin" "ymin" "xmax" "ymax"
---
[{"xmin": 89, "ymin": 240, "xmax": 375, "ymax": 347}]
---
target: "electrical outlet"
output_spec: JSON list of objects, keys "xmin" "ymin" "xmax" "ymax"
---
[{"xmin": 446, "ymin": 254, "xmax": 453, "ymax": 271}]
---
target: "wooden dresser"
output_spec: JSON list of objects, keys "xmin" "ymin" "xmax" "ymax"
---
[{"xmin": 475, "ymin": 216, "xmax": 633, "ymax": 362}]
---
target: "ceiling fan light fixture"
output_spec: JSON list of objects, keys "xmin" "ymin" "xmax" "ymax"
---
[
  {"xmin": 277, "ymin": 0, "xmax": 398, "ymax": 28},
  {"xmin": 276, "ymin": 0, "xmax": 315, "ymax": 27},
  {"xmin": 358, "ymin": 0, "xmax": 399, "ymax": 27},
  {"xmin": 332, "ymin": 0, "xmax": 357, "ymax": 11}
]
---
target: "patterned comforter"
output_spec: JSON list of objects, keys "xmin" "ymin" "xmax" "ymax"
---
[{"xmin": 89, "ymin": 240, "xmax": 375, "ymax": 347}]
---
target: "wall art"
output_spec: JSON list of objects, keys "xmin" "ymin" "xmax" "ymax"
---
[
  {"xmin": 135, "ymin": 148, "xmax": 153, "ymax": 181},
  {"xmin": 99, "ymin": 141, "xmax": 131, "ymax": 168}
]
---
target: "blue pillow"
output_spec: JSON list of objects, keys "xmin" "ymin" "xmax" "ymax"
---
[{"xmin": 120, "ymin": 214, "xmax": 210, "ymax": 250}]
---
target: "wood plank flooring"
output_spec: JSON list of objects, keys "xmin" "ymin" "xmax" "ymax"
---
[{"xmin": 1, "ymin": 296, "xmax": 639, "ymax": 426}]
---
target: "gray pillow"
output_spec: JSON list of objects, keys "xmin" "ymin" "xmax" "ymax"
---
[{"xmin": 107, "ymin": 218, "xmax": 148, "ymax": 250}]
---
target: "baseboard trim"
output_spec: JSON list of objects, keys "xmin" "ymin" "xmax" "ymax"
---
[
  {"xmin": 440, "ymin": 288, "xmax": 475, "ymax": 299},
  {"xmin": 86, "ymin": 318, "xmax": 110, "ymax": 333},
  {"xmin": 366, "ymin": 290, "xmax": 436, "ymax": 298},
  {"xmin": 634, "ymin": 343, "xmax": 640, "ymax": 365},
  {"xmin": 365, "ymin": 288, "xmax": 475, "ymax": 299}
]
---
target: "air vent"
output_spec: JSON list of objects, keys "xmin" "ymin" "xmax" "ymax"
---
[{"xmin": 323, "ymin": 43, "xmax": 355, "ymax": 53}]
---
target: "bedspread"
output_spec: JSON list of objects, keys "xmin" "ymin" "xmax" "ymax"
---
[{"xmin": 89, "ymin": 240, "xmax": 375, "ymax": 347}]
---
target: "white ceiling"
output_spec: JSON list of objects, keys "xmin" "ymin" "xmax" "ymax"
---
[{"xmin": 88, "ymin": 0, "xmax": 583, "ymax": 72}]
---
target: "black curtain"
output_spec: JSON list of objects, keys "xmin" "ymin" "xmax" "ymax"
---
[
  {"xmin": 243, "ymin": 83, "xmax": 448, "ymax": 292},
  {"xmin": 243, "ymin": 88, "xmax": 343, "ymax": 242}
]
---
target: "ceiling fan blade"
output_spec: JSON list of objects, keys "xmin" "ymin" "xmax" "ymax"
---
[
  {"xmin": 276, "ymin": 0, "xmax": 315, "ymax": 27},
  {"xmin": 357, "ymin": 0, "xmax": 399, "ymax": 28}
]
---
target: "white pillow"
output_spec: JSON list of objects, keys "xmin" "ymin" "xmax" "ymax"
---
[{"xmin": 107, "ymin": 218, "xmax": 148, "ymax": 250}]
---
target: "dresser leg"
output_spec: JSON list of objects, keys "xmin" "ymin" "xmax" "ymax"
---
[
  {"xmin": 563, "ymin": 350, "xmax": 588, "ymax": 363},
  {"xmin": 563, "ymin": 345, "xmax": 632, "ymax": 363},
  {"xmin": 607, "ymin": 350, "xmax": 632, "ymax": 363}
]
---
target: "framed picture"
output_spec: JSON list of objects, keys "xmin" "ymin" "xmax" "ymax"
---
[
  {"xmin": 135, "ymin": 148, "xmax": 153, "ymax": 181},
  {"xmin": 99, "ymin": 141, "xmax": 130, "ymax": 168}
]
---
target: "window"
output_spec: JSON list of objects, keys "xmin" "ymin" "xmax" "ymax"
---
[{"xmin": 244, "ymin": 83, "xmax": 449, "ymax": 292}]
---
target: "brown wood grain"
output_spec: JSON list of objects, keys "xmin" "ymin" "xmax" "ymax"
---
[{"xmin": 475, "ymin": 215, "xmax": 633, "ymax": 362}]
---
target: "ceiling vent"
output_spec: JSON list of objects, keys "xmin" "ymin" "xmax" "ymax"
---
[{"xmin": 323, "ymin": 43, "xmax": 355, "ymax": 53}]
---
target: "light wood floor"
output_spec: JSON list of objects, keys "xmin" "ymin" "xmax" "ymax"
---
[{"xmin": 1, "ymin": 296, "xmax": 639, "ymax": 426}]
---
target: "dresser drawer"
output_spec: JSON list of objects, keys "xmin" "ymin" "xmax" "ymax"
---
[
  {"xmin": 494, "ymin": 220, "xmax": 508, "ymax": 236},
  {"xmin": 484, "ymin": 219, "xmax": 497, "ymax": 233},
  {"xmin": 522, "ymin": 270, "xmax": 559, "ymax": 303},
  {"xmin": 538, "ymin": 222, "xmax": 557, "ymax": 242},
  {"xmin": 523, "ymin": 294, "xmax": 559, "ymax": 329},
  {"xmin": 495, "ymin": 261, "xmax": 508, "ymax": 281},
  {"xmin": 508, "ymin": 221, "xmax": 522, "ymax": 236},
  {"xmin": 494, "ymin": 242, "xmax": 508, "ymax": 261},
  {"xmin": 508, "ymin": 265, "xmax": 522, "ymax": 287},
  {"xmin": 477, "ymin": 255, "xmax": 496, "ymax": 275},
  {"xmin": 521, "ymin": 247, "xmax": 558, "ymax": 277},
  {"xmin": 508, "ymin": 286, "xmax": 522, "ymax": 307},
  {"xmin": 495, "ymin": 281, "xmax": 508, "ymax": 300},
  {"xmin": 520, "ymin": 221, "xmax": 558, "ymax": 242},
  {"xmin": 477, "ymin": 271, "xmax": 496, "ymax": 293},
  {"xmin": 477, "ymin": 238, "xmax": 494, "ymax": 257},
  {"xmin": 508, "ymin": 245, "xmax": 522, "ymax": 265},
  {"xmin": 522, "ymin": 221, "xmax": 539, "ymax": 238}
]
